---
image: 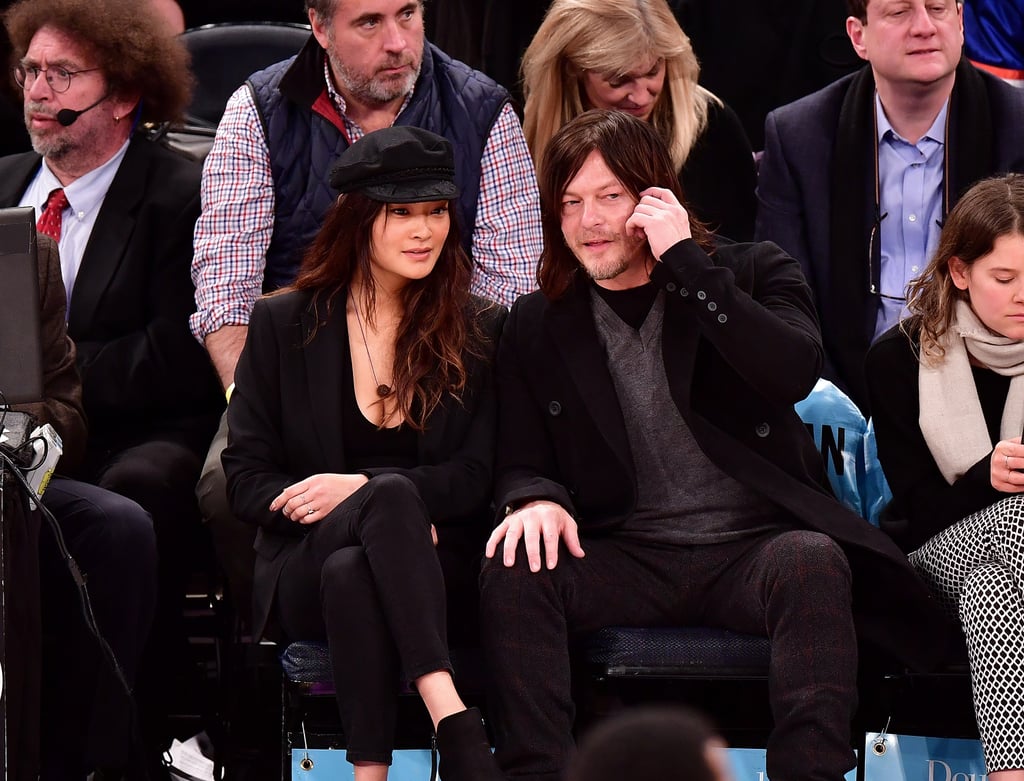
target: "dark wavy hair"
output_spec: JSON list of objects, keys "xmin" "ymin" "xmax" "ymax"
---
[
  {"xmin": 537, "ymin": 108, "xmax": 714, "ymax": 299},
  {"xmin": 4, "ymin": 0, "xmax": 192, "ymax": 123},
  {"xmin": 906, "ymin": 174, "xmax": 1024, "ymax": 363},
  {"xmin": 284, "ymin": 192, "xmax": 487, "ymax": 430}
]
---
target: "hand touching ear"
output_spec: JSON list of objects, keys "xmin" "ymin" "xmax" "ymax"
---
[{"xmin": 625, "ymin": 187, "xmax": 692, "ymax": 259}]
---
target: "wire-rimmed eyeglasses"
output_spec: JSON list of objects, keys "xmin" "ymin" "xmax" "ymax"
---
[{"xmin": 13, "ymin": 63, "xmax": 100, "ymax": 93}]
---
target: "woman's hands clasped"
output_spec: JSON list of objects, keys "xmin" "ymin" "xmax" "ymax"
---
[
  {"xmin": 991, "ymin": 437, "xmax": 1024, "ymax": 493},
  {"xmin": 270, "ymin": 473, "xmax": 369, "ymax": 524}
]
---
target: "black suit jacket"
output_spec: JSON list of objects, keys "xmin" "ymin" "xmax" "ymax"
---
[
  {"xmin": 0, "ymin": 135, "xmax": 223, "ymax": 457},
  {"xmin": 223, "ymin": 289, "xmax": 506, "ymax": 639},
  {"xmin": 496, "ymin": 238, "xmax": 949, "ymax": 671},
  {"xmin": 756, "ymin": 60, "xmax": 1024, "ymax": 411}
]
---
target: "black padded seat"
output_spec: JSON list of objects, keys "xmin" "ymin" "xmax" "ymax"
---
[
  {"xmin": 585, "ymin": 626, "xmax": 771, "ymax": 679},
  {"xmin": 180, "ymin": 22, "xmax": 312, "ymax": 127}
]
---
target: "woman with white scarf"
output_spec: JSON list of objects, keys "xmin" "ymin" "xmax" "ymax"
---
[{"xmin": 867, "ymin": 174, "xmax": 1024, "ymax": 781}]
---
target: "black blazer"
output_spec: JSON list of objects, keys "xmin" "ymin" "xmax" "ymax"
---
[
  {"xmin": 756, "ymin": 60, "xmax": 1024, "ymax": 411},
  {"xmin": 496, "ymin": 238, "xmax": 949, "ymax": 671},
  {"xmin": 223, "ymin": 289, "xmax": 506, "ymax": 639},
  {"xmin": 0, "ymin": 135, "xmax": 223, "ymax": 457}
]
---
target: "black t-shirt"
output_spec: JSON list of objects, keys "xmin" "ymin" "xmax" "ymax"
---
[
  {"xmin": 591, "ymin": 281, "xmax": 659, "ymax": 331},
  {"xmin": 340, "ymin": 353, "xmax": 418, "ymax": 471}
]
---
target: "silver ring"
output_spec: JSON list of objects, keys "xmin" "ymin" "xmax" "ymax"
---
[
  {"xmin": 306, "ymin": 507, "xmax": 315, "ymax": 516},
  {"xmin": 1007, "ymin": 454, "xmax": 1012, "ymax": 471}
]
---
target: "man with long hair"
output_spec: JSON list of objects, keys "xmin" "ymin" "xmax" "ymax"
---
[{"xmin": 481, "ymin": 109, "xmax": 949, "ymax": 781}]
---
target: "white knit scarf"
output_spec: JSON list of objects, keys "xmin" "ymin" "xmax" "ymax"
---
[{"xmin": 919, "ymin": 300, "xmax": 1024, "ymax": 484}]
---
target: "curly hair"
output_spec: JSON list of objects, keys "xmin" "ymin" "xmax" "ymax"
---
[
  {"xmin": 521, "ymin": 0, "xmax": 718, "ymax": 176},
  {"xmin": 4, "ymin": 0, "xmax": 192, "ymax": 123},
  {"xmin": 905, "ymin": 174, "xmax": 1024, "ymax": 364},
  {"xmin": 283, "ymin": 191, "xmax": 489, "ymax": 431},
  {"xmin": 537, "ymin": 109, "xmax": 714, "ymax": 300}
]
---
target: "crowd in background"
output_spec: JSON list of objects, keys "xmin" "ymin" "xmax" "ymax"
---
[{"xmin": 2, "ymin": 1, "xmax": 1024, "ymax": 780}]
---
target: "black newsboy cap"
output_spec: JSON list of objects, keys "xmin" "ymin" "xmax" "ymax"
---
[{"xmin": 329, "ymin": 126, "xmax": 459, "ymax": 203}]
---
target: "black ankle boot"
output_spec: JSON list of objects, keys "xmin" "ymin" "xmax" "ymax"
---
[{"xmin": 435, "ymin": 707, "xmax": 505, "ymax": 781}]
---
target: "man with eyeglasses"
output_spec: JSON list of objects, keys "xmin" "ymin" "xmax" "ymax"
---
[
  {"xmin": 755, "ymin": 0, "xmax": 1024, "ymax": 412},
  {"xmin": 0, "ymin": 0, "xmax": 223, "ymax": 775}
]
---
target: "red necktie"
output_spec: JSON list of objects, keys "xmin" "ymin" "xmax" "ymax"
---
[{"xmin": 36, "ymin": 188, "xmax": 69, "ymax": 242}]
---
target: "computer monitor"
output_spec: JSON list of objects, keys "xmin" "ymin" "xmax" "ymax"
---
[{"xmin": 0, "ymin": 207, "xmax": 43, "ymax": 404}]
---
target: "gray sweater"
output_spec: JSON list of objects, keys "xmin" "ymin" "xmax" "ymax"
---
[{"xmin": 591, "ymin": 288, "xmax": 783, "ymax": 544}]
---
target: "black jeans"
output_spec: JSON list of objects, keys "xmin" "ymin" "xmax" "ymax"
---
[
  {"xmin": 479, "ymin": 529, "xmax": 858, "ymax": 781},
  {"xmin": 276, "ymin": 474, "xmax": 461, "ymax": 764}
]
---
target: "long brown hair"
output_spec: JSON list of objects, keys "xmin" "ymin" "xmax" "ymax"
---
[
  {"xmin": 537, "ymin": 109, "xmax": 714, "ymax": 300},
  {"xmin": 284, "ymin": 191, "xmax": 487, "ymax": 430},
  {"xmin": 906, "ymin": 174, "xmax": 1024, "ymax": 363}
]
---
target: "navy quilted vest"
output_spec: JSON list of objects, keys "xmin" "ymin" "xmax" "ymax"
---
[{"xmin": 248, "ymin": 37, "xmax": 509, "ymax": 292}]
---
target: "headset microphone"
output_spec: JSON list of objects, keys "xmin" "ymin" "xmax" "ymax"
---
[{"xmin": 55, "ymin": 94, "xmax": 108, "ymax": 127}]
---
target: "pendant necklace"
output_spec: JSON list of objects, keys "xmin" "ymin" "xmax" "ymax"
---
[{"xmin": 352, "ymin": 297, "xmax": 393, "ymax": 398}]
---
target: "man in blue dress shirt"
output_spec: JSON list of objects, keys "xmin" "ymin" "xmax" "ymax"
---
[{"xmin": 755, "ymin": 0, "xmax": 1024, "ymax": 411}]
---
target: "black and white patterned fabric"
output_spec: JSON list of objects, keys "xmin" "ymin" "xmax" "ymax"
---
[{"xmin": 910, "ymin": 494, "xmax": 1024, "ymax": 772}]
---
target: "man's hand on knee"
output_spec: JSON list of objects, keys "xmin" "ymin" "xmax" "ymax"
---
[{"xmin": 485, "ymin": 500, "xmax": 585, "ymax": 572}]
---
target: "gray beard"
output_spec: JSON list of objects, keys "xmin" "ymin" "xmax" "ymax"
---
[
  {"xmin": 329, "ymin": 52, "xmax": 421, "ymax": 106},
  {"xmin": 24, "ymin": 105, "xmax": 72, "ymax": 160},
  {"xmin": 28, "ymin": 128, "xmax": 72, "ymax": 161},
  {"xmin": 581, "ymin": 256, "xmax": 631, "ymax": 282}
]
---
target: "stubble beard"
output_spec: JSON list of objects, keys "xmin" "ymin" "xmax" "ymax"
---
[
  {"xmin": 581, "ymin": 253, "xmax": 631, "ymax": 282},
  {"xmin": 574, "ymin": 234, "xmax": 648, "ymax": 283},
  {"xmin": 24, "ymin": 103, "xmax": 73, "ymax": 160},
  {"xmin": 328, "ymin": 48, "xmax": 422, "ymax": 106}
]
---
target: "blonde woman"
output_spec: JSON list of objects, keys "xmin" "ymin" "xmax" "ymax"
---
[{"xmin": 521, "ymin": 0, "xmax": 757, "ymax": 241}]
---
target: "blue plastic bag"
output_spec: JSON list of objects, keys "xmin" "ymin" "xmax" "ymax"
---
[{"xmin": 796, "ymin": 379, "xmax": 888, "ymax": 523}]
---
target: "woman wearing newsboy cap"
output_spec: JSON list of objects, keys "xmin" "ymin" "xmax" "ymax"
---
[{"xmin": 222, "ymin": 126, "xmax": 506, "ymax": 781}]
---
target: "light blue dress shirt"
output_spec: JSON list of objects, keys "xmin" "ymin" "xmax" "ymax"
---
[
  {"xmin": 19, "ymin": 139, "xmax": 131, "ymax": 313},
  {"xmin": 873, "ymin": 94, "xmax": 948, "ymax": 341}
]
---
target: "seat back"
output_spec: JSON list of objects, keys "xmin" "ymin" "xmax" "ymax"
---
[{"xmin": 181, "ymin": 22, "xmax": 312, "ymax": 127}]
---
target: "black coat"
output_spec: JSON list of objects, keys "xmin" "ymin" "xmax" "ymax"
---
[
  {"xmin": 0, "ymin": 136, "xmax": 223, "ymax": 459},
  {"xmin": 678, "ymin": 99, "xmax": 757, "ymax": 243},
  {"xmin": 866, "ymin": 322, "xmax": 1005, "ymax": 553},
  {"xmin": 756, "ymin": 60, "xmax": 1024, "ymax": 411},
  {"xmin": 495, "ymin": 238, "xmax": 950, "ymax": 670},
  {"xmin": 223, "ymin": 289, "xmax": 506, "ymax": 639}
]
